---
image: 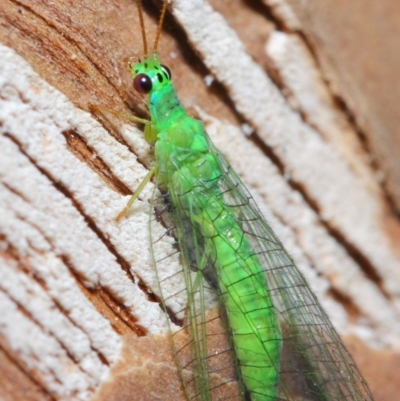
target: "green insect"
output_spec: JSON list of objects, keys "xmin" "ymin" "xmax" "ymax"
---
[{"xmin": 117, "ymin": 0, "xmax": 375, "ymax": 400}]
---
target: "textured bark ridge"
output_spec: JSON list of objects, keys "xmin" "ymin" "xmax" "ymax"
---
[{"xmin": 0, "ymin": 1, "xmax": 399, "ymax": 401}]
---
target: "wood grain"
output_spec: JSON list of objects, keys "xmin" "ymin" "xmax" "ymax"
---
[{"xmin": 1, "ymin": 0, "xmax": 400, "ymax": 400}]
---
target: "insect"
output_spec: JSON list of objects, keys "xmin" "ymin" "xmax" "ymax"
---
[{"xmin": 117, "ymin": 0, "xmax": 375, "ymax": 400}]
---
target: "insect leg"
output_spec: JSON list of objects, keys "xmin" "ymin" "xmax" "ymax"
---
[
  {"xmin": 116, "ymin": 166, "xmax": 157, "ymax": 222},
  {"xmin": 90, "ymin": 104, "xmax": 149, "ymax": 125}
]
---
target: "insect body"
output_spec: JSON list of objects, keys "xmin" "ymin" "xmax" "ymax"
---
[
  {"xmin": 123, "ymin": 1, "xmax": 375, "ymax": 400},
  {"xmin": 133, "ymin": 53, "xmax": 281, "ymax": 400}
]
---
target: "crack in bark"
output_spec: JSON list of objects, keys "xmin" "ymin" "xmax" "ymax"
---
[
  {"xmin": 61, "ymin": 129, "xmax": 132, "ymax": 196},
  {"xmin": 259, "ymin": 1, "xmax": 399, "ymax": 217},
  {"xmin": 2, "ymin": 133, "xmax": 159, "ymax": 334},
  {"xmin": 0, "ymin": 239, "xmax": 108, "ymax": 383},
  {"xmin": 0, "ymin": 342, "xmax": 57, "ymax": 401}
]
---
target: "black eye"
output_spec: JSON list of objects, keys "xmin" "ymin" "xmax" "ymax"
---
[
  {"xmin": 133, "ymin": 73, "xmax": 152, "ymax": 94},
  {"xmin": 161, "ymin": 64, "xmax": 171, "ymax": 80}
]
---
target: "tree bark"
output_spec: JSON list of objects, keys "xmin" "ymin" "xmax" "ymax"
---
[{"xmin": 0, "ymin": 1, "xmax": 399, "ymax": 400}]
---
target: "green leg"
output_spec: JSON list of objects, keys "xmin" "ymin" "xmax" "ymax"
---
[
  {"xmin": 90, "ymin": 104, "xmax": 149, "ymax": 125},
  {"xmin": 116, "ymin": 166, "xmax": 156, "ymax": 222},
  {"xmin": 89, "ymin": 105, "xmax": 155, "ymax": 221},
  {"xmin": 191, "ymin": 250, "xmax": 209, "ymax": 294}
]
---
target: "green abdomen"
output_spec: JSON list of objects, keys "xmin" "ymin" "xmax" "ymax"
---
[{"xmin": 169, "ymin": 146, "xmax": 282, "ymax": 400}]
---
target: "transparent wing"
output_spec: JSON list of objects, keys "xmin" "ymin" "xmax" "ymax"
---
[
  {"xmin": 149, "ymin": 132, "xmax": 374, "ymax": 401},
  {"xmin": 150, "ymin": 175, "xmax": 242, "ymax": 401},
  {"xmin": 207, "ymin": 137, "xmax": 373, "ymax": 401}
]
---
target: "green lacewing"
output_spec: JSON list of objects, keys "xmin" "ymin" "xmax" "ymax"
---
[{"xmin": 118, "ymin": 1, "xmax": 375, "ymax": 400}]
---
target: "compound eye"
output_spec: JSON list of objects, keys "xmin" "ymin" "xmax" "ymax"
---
[
  {"xmin": 134, "ymin": 73, "xmax": 152, "ymax": 94},
  {"xmin": 161, "ymin": 64, "xmax": 171, "ymax": 80}
]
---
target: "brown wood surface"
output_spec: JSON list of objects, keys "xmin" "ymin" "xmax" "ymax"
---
[
  {"xmin": 1, "ymin": 1, "xmax": 400, "ymax": 400},
  {"xmin": 285, "ymin": 0, "xmax": 400, "ymax": 213}
]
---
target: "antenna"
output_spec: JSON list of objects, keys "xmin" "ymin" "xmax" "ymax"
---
[
  {"xmin": 135, "ymin": 0, "xmax": 148, "ymax": 57},
  {"xmin": 152, "ymin": 0, "xmax": 168, "ymax": 54}
]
